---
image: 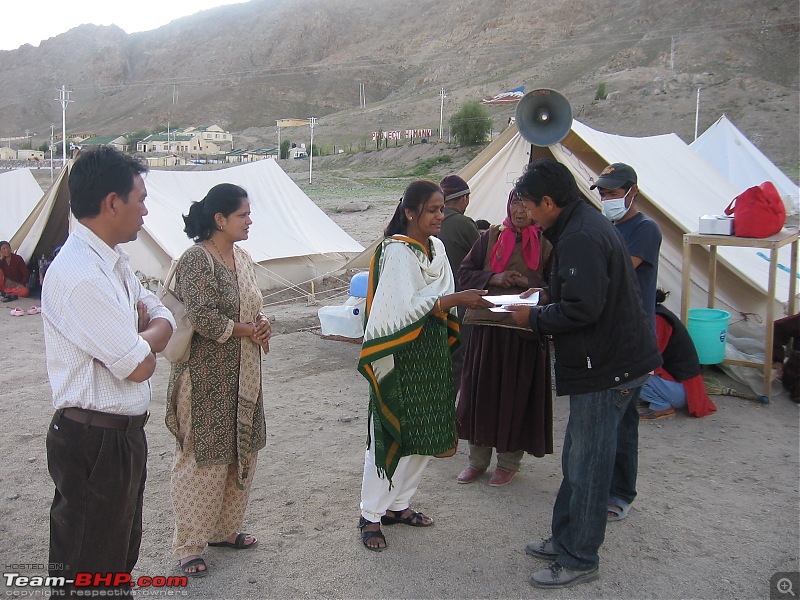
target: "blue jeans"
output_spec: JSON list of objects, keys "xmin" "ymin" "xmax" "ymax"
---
[
  {"xmin": 609, "ymin": 390, "xmax": 640, "ymax": 505},
  {"xmin": 551, "ymin": 386, "xmax": 642, "ymax": 570},
  {"xmin": 641, "ymin": 374, "xmax": 687, "ymax": 412}
]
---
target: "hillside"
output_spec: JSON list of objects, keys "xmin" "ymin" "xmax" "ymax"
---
[{"xmin": 0, "ymin": 0, "xmax": 797, "ymax": 173}]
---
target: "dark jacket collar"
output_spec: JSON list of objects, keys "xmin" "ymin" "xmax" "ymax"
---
[{"xmin": 543, "ymin": 199, "xmax": 583, "ymax": 244}]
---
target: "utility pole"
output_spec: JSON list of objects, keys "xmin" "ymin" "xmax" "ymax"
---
[
  {"xmin": 359, "ymin": 82, "xmax": 366, "ymax": 108},
  {"xmin": 694, "ymin": 87, "xmax": 701, "ymax": 140},
  {"xmin": 49, "ymin": 124, "xmax": 55, "ymax": 183},
  {"xmin": 439, "ymin": 88, "xmax": 447, "ymax": 141},
  {"xmin": 308, "ymin": 117, "xmax": 317, "ymax": 184},
  {"xmin": 670, "ymin": 36, "xmax": 676, "ymax": 69},
  {"xmin": 55, "ymin": 85, "xmax": 73, "ymax": 163}
]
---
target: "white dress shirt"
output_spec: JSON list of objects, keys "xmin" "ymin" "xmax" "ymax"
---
[{"xmin": 42, "ymin": 221, "xmax": 176, "ymax": 415}]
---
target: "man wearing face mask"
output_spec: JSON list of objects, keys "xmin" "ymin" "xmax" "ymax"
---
[
  {"xmin": 591, "ymin": 163, "xmax": 661, "ymax": 332},
  {"xmin": 590, "ymin": 163, "xmax": 662, "ymax": 524}
]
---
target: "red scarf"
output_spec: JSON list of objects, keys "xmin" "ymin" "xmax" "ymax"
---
[{"xmin": 489, "ymin": 192, "xmax": 542, "ymax": 273}]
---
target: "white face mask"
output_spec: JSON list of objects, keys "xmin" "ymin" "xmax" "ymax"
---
[{"xmin": 601, "ymin": 189, "xmax": 631, "ymax": 221}]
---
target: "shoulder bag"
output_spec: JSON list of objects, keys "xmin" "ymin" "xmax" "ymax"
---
[
  {"xmin": 724, "ymin": 181, "xmax": 786, "ymax": 238},
  {"xmin": 159, "ymin": 245, "xmax": 214, "ymax": 364}
]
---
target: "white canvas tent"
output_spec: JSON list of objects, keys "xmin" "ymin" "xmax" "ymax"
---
[
  {"xmin": 461, "ymin": 119, "xmax": 799, "ymax": 326},
  {"xmin": 0, "ymin": 168, "xmax": 46, "ymax": 242},
  {"xmin": 10, "ymin": 165, "xmax": 70, "ymax": 264},
  {"xmin": 11, "ymin": 159, "xmax": 364, "ymax": 289},
  {"xmin": 347, "ymin": 119, "xmax": 798, "ymax": 330},
  {"xmin": 690, "ymin": 114, "xmax": 800, "ymax": 215}
]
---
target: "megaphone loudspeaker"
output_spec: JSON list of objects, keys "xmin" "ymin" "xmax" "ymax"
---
[{"xmin": 515, "ymin": 89, "xmax": 572, "ymax": 147}]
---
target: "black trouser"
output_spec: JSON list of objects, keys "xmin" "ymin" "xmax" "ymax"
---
[{"xmin": 46, "ymin": 409, "xmax": 147, "ymax": 597}]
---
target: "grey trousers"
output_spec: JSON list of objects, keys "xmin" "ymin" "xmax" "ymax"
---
[{"xmin": 468, "ymin": 444, "xmax": 524, "ymax": 471}]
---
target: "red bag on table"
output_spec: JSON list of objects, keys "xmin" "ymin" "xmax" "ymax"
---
[{"xmin": 724, "ymin": 181, "xmax": 786, "ymax": 238}]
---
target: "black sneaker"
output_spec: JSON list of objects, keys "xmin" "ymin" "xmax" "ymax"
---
[
  {"xmin": 525, "ymin": 537, "xmax": 559, "ymax": 560},
  {"xmin": 530, "ymin": 561, "xmax": 599, "ymax": 588}
]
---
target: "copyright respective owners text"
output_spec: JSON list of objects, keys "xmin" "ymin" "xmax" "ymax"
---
[{"xmin": 771, "ymin": 571, "xmax": 800, "ymax": 600}]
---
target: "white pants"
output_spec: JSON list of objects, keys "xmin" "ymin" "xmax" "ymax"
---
[{"xmin": 360, "ymin": 418, "xmax": 430, "ymax": 523}]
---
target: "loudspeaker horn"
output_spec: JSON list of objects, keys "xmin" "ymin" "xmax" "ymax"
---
[{"xmin": 515, "ymin": 89, "xmax": 572, "ymax": 147}]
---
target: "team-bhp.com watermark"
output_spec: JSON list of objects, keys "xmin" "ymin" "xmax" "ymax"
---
[{"xmin": 4, "ymin": 569, "xmax": 188, "ymax": 597}]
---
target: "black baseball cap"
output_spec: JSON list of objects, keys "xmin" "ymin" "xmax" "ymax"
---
[{"xmin": 590, "ymin": 163, "xmax": 638, "ymax": 190}]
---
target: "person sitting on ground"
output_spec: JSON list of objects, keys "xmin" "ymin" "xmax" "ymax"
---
[
  {"xmin": 772, "ymin": 312, "xmax": 800, "ymax": 403},
  {"xmin": 638, "ymin": 289, "xmax": 718, "ymax": 420},
  {"xmin": 0, "ymin": 240, "xmax": 30, "ymax": 301}
]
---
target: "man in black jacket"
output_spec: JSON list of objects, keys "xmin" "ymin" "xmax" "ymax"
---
[{"xmin": 508, "ymin": 159, "xmax": 661, "ymax": 589}]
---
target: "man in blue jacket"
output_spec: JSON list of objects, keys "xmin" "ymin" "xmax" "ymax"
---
[{"xmin": 508, "ymin": 158, "xmax": 661, "ymax": 589}]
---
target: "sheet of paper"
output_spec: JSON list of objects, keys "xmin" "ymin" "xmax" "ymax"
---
[{"xmin": 484, "ymin": 292, "xmax": 539, "ymax": 308}]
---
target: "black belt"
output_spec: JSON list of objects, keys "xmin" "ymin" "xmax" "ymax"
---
[{"xmin": 59, "ymin": 407, "xmax": 149, "ymax": 429}]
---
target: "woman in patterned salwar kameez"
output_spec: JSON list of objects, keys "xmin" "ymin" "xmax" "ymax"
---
[
  {"xmin": 357, "ymin": 180, "xmax": 494, "ymax": 551},
  {"xmin": 166, "ymin": 184, "xmax": 272, "ymax": 577}
]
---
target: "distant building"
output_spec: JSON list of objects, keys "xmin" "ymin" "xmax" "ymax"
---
[
  {"xmin": 137, "ymin": 134, "xmax": 194, "ymax": 154},
  {"xmin": 143, "ymin": 154, "xmax": 185, "ymax": 167},
  {"xmin": 291, "ymin": 143, "xmax": 308, "ymax": 159},
  {"xmin": 182, "ymin": 125, "xmax": 234, "ymax": 149},
  {"xmin": 0, "ymin": 147, "xmax": 16, "ymax": 160},
  {"xmin": 226, "ymin": 148, "xmax": 279, "ymax": 163},
  {"xmin": 137, "ymin": 124, "xmax": 233, "ymax": 157},
  {"xmin": 17, "ymin": 149, "xmax": 45, "ymax": 161},
  {"xmin": 76, "ymin": 135, "xmax": 130, "ymax": 152}
]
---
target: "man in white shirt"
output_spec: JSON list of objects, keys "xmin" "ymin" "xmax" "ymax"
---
[{"xmin": 42, "ymin": 146, "xmax": 175, "ymax": 596}]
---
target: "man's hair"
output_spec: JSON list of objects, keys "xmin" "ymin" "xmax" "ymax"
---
[
  {"xmin": 513, "ymin": 158, "xmax": 580, "ymax": 208},
  {"xmin": 68, "ymin": 146, "xmax": 148, "ymax": 219}
]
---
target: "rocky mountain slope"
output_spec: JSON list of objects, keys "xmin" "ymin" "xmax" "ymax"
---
[{"xmin": 0, "ymin": 0, "xmax": 797, "ymax": 172}]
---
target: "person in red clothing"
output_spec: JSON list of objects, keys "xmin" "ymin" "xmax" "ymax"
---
[
  {"xmin": 638, "ymin": 289, "xmax": 717, "ymax": 420},
  {"xmin": 0, "ymin": 240, "xmax": 30, "ymax": 300}
]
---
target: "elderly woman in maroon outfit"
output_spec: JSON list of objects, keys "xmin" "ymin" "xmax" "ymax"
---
[{"xmin": 455, "ymin": 192, "xmax": 554, "ymax": 486}]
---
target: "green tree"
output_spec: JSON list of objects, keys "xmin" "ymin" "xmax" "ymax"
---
[
  {"xmin": 280, "ymin": 140, "xmax": 290, "ymax": 159},
  {"xmin": 127, "ymin": 129, "xmax": 150, "ymax": 151},
  {"xmin": 595, "ymin": 82, "xmax": 608, "ymax": 101},
  {"xmin": 450, "ymin": 100, "xmax": 492, "ymax": 146}
]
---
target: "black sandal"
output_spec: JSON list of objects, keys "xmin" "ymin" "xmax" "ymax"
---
[
  {"xmin": 358, "ymin": 516, "xmax": 386, "ymax": 551},
  {"xmin": 380, "ymin": 508, "xmax": 434, "ymax": 527},
  {"xmin": 179, "ymin": 556, "xmax": 208, "ymax": 578}
]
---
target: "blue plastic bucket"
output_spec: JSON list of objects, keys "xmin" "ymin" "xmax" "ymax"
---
[
  {"xmin": 687, "ymin": 308, "xmax": 730, "ymax": 364},
  {"xmin": 349, "ymin": 272, "xmax": 369, "ymax": 298}
]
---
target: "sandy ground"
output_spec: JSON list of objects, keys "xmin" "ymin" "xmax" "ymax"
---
[{"xmin": 1, "ymin": 183, "xmax": 798, "ymax": 600}]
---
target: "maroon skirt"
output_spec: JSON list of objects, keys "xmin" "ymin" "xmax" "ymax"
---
[{"xmin": 456, "ymin": 324, "xmax": 553, "ymax": 457}]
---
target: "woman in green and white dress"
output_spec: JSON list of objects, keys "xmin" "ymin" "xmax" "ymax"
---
[{"xmin": 356, "ymin": 180, "xmax": 493, "ymax": 551}]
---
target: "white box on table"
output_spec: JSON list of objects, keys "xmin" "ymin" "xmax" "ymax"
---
[{"xmin": 698, "ymin": 215, "xmax": 734, "ymax": 235}]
